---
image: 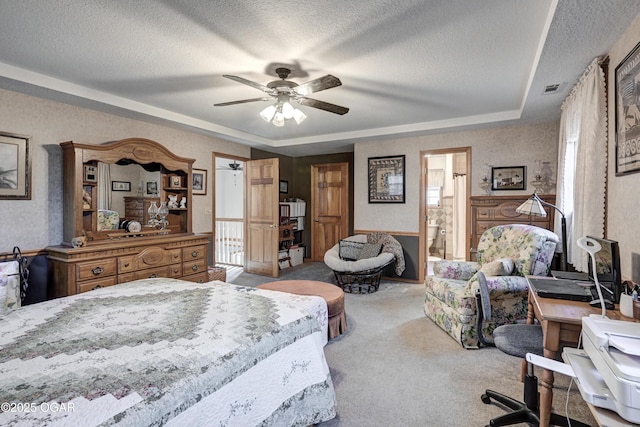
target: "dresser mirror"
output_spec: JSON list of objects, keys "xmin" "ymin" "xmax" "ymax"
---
[{"xmin": 60, "ymin": 138, "xmax": 194, "ymax": 244}]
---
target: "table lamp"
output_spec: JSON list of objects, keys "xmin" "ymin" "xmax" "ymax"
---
[
  {"xmin": 516, "ymin": 193, "xmax": 568, "ymax": 271},
  {"xmin": 577, "ymin": 237, "xmax": 607, "ymax": 318}
]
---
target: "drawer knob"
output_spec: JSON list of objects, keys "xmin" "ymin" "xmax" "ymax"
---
[
  {"xmin": 92, "ymin": 284, "xmax": 103, "ymax": 290},
  {"xmin": 149, "ymin": 273, "xmax": 158, "ymax": 278},
  {"xmin": 191, "ymin": 265, "xmax": 199, "ymax": 271},
  {"xmin": 191, "ymin": 250, "xmax": 199, "ymax": 258},
  {"xmin": 91, "ymin": 266, "xmax": 104, "ymax": 275},
  {"xmin": 124, "ymin": 262, "xmax": 130, "ymax": 267}
]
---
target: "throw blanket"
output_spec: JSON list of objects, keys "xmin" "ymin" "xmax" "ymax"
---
[{"xmin": 368, "ymin": 232, "xmax": 406, "ymax": 276}]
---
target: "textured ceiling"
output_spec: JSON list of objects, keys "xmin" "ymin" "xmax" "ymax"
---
[{"xmin": 1, "ymin": 0, "xmax": 639, "ymax": 156}]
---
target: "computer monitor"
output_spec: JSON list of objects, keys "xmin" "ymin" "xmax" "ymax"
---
[{"xmin": 586, "ymin": 235, "xmax": 622, "ymax": 302}]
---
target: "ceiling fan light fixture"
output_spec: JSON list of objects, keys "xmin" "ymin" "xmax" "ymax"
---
[
  {"xmin": 260, "ymin": 105, "xmax": 276, "ymax": 122},
  {"xmin": 272, "ymin": 112, "xmax": 285, "ymax": 127},
  {"xmin": 282, "ymin": 101, "xmax": 295, "ymax": 119},
  {"xmin": 293, "ymin": 108, "xmax": 307, "ymax": 124}
]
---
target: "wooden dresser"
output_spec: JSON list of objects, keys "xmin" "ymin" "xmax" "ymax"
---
[
  {"xmin": 470, "ymin": 194, "xmax": 556, "ymax": 260},
  {"xmin": 47, "ymin": 234, "xmax": 209, "ymax": 298},
  {"xmin": 47, "ymin": 138, "xmax": 210, "ymax": 299}
]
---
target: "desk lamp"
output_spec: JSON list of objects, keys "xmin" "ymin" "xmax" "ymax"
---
[
  {"xmin": 516, "ymin": 193, "xmax": 567, "ymax": 271},
  {"xmin": 577, "ymin": 236, "xmax": 607, "ymax": 318}
]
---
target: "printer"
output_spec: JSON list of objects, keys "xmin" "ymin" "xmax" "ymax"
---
[{"xmin": 563, "ymin": 316, "xmax": 640, "ymax": 424}]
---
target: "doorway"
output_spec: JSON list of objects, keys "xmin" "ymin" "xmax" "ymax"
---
[
  {"xmin": 213, "ymin": 154, "xmax": 247, "ymax": 267},
  {"xmin": 419, "ymin": 148, "xmax": 471, "ymax": 280}
]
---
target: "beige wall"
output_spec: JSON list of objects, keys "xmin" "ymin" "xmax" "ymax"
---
[
  {"xmin": 607, "ymin": 14, "xmax": 640, "ymax": 283},
  {"xmin": 353, "ymin": 121, "xmax": 559, "ymax": 233},
  {"xmin": 0, "ymin": 88, "xmax": 250, "ymax": 253}
]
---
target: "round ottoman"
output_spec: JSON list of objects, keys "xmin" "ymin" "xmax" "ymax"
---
[{"xmin": 256, "ymin": 280, "xmax": 347, "ymax": 340}]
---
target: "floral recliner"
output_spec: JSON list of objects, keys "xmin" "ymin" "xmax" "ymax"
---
[{"xmin": 424, "ymin": 224, "xmax": 559, "ymax": 348}]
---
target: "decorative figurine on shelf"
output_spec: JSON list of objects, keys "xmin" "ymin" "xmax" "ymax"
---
[
  {"xmin": 82, "ymin": 189, "xmax": 92, "ymax": 209},
  {"xmin": 167, "ymin": 194, "xmax": 178, "ymax": 209},
  {"xmin": 179, "ymin": 197, "xmax": 186, "ymax": 208}
]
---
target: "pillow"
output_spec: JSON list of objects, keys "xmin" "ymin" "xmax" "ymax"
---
[
  {"xmin": 0, "ymin": 260, "xmax": 21, "ymax": 316},
  {"xmin": 339, "ymin": 240, "xmax": 365, "ymax": 261},
  {"xmin": 479, "ymin": 258, "xmax": 514, "ymax": 276},
  {"xmin": 357, "ymin": 242, "xmax": 383, "ymax": 260}
]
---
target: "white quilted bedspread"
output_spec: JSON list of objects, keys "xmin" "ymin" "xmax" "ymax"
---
[{"xmin": 0, "ymin": 279, "xmax": 336, "ymax": 426}]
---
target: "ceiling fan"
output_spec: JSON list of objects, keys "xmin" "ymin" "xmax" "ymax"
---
[
  {"xmin": 216, "ymin": 160, "xmax": 243, "ymax": 172},
  {"xmin": 214, "ymin": 67, "xmax": 349, "ymax": 125}
]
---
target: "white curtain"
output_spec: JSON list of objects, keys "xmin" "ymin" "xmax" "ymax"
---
[
  {"xmin": 556, "ymin": 57, "xmax": 607, "ymax": 272},
  {"xmin": 97, "ymin": 162, "xmax": 111, "ymax": 210},
  {"xmin": 453, "ymin": 175, "xmax": 466, "ymax": 260},
  {"xmin": 427, "ymin": 169, "xmax": 445, "ymax": 187}
]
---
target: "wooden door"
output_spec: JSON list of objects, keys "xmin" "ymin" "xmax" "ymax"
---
[
  {"xmin": 245, "ymin": 158, "xmax": 279, "ymax": 277},
  {"xmin": 311, "ymin": 163, "xmax": 349, "ymax": 261}
]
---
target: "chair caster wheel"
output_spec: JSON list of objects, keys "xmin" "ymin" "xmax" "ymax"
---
[{"xmin": 481, "ymin": 393, "xmax": 491, "ymax": 404}]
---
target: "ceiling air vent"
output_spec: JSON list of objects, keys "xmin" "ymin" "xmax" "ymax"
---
[{"xmin": 543, "ymin": 83, "xmax": 561, "ymax": 94}]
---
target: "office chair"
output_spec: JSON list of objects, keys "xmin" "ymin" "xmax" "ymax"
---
[{"xmin": 475, "ymin": 272, "xmax": 590, "ymax": 427}]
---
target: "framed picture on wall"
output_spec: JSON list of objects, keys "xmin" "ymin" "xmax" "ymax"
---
[
  {"xmin": 491, "ymin": 166, "xmax": 526, "ymax": 191},
  {"xmin": 0, "ymin": 132, "xmax": 31, "ymax": 200},
  {"xmin": 279, "ymin": 180, "xmax": 288, "ymax": 193},
  {"xmin": 192, "ymin": 169, "xmax": 207, "ymax": 195},
  {"xmin": 615, "ymin": 40, "xmax": 640, "ymax": 176},
  {"xmin": 146, "ymin": 181, "xmax": 158, "ymax": 195},
  {"xmin": 368, "ymin": 155, "xmax": 405, "ymax": 203},
  {"xmin": 111, "ymin": 181, "xmax": 131, "ymax": 192}
]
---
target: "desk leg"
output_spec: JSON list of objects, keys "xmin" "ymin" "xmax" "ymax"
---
[
  {"xmin": 522, "ymin": 295, "xmax": 536, "ymax": 381},
  {"xmin": 539, "ymin": 320, "xmax": 560, "ymax": 427}
]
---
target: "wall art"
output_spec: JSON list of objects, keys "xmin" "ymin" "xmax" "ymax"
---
[
  {"xmin": 368, "ymin": 155, "xmax": 405, "ymax": 203},
  {"xmin": 0, "ymin": 132, "xmax": 31, "ymax": 200}
]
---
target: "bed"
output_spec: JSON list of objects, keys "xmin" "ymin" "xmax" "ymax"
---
[{"xmin": 0, "ymin": 278, "xmax": 337, "ymax": 426}]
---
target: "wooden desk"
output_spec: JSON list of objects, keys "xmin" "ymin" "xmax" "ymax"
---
[{"xmin": 525, "ymin": 276, "xmax": 634, "ymax": 427}]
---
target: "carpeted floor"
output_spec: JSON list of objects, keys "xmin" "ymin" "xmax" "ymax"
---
[{"xmin": 228, "ymin": 262, "xmax": 597, "ymax": 427}]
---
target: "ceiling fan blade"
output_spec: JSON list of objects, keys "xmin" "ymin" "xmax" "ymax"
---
[
  {"xmin": 222, "ymin": 75, "xmax": 277, "ymax": 95},
  {"xmin": 214, "ymin": 97, "xmax": 271, "ymax": 107},
  {"xmin": 294, "ymin": 75, "xmax": 342, "ymax": 96},
  {"xmin": 296, "ymin": 97, "xmax": 349, "ymax": 115}
]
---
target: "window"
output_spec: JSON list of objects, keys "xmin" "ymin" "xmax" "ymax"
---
[{"xmin": 427, "ymin": 186, "xmax": 442, "ymax": 207}]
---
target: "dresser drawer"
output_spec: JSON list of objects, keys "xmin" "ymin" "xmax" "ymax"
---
[
  {"xmin": 136, "ymin": 247, "xmax": 181, "ymax": 269},
  {"xmin": 118, "ymin": 256, "xmax": 136, "ymax": 273},
  {"xmin": 125, "ymin": 198, "xmax": 144, "ymax": 210},
  {"xmin": 183, "ymin": 245, "xmax": 206, "ymax": 261},
  {"xmin": 75, "ymin": 258, "xmax": 117, "ymax": 282},
  {"xmin": 181, "ymin": 271, "xmax": 208, "ymax": 284},
  {"xmin": 475, "ymin": 220, "xmax": 522, "ymax": 236},
  {"xmin": 476, "ymin": 208, "xmax": 492, "ymax": 219},
  {"xmin": 134, "ymin": 265, "xmax": 172, "ymax": 280},
  {"xmin": 118, "ymin": 272, "xmax": 136, "ymax": 284},
  {"xmin": 77, "ymin": 276, "xmax": 117, "ymax": 293},
  {"xmin": 169, "ymin": 263, "xmax": 182, "ymax": 278},
  {"xmin": 183, "ymin": 259, "xmax": 206, "ymax": 276}
]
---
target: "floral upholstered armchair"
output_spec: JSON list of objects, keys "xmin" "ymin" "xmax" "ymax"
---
[{"xmin": 424, "ymin": 224, "xmax": 559, "ymax": 348}]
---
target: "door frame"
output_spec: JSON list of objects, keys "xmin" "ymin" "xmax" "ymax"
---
[
  {"xmin": 211, "ymin": 152, "xmax": 249, "ymax": 267},
  {"xmin": 419, "ymin": 147, "xmax": 471, "ymax": 282}
]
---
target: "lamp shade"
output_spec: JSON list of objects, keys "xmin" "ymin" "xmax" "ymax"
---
[
  {"xmin": 293, "ymin": 108, "xmax": 307, "ymax": 124},
  {"xmin": 272, "ymin": 111, "xmax": 285, "ymax": 127},
  {"xmin": 282, "ymin": 102, "xmax": 295, "ymax": 119},
  {"xmin": 515, "ymin": 195, "xmax": 547, "ymax": 217},
  {"xmin": 260, "ymin": 105, "xmax": 276, "ymax": 122}
]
